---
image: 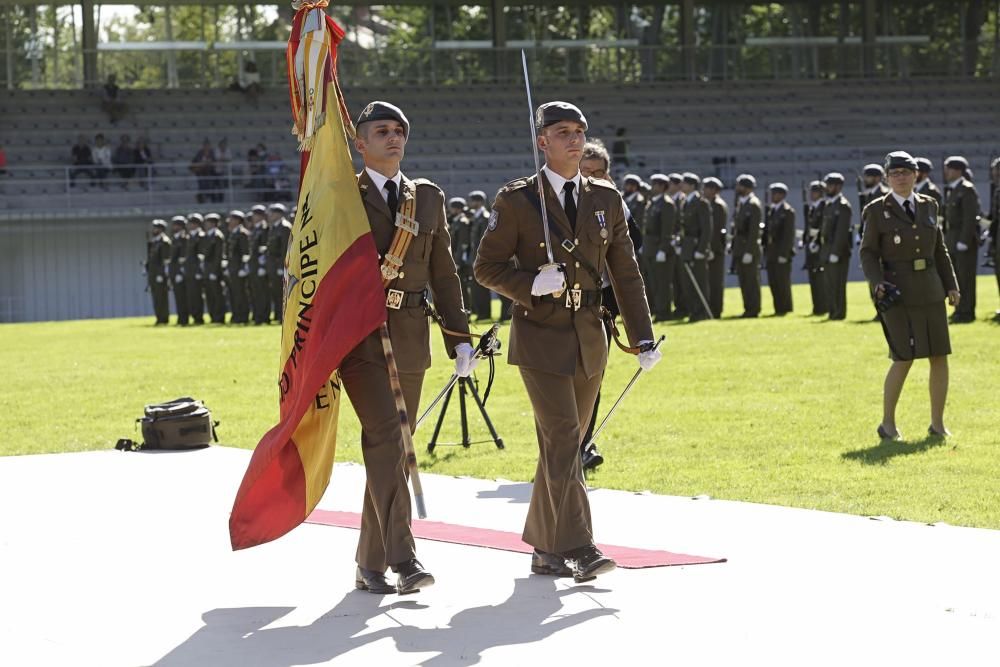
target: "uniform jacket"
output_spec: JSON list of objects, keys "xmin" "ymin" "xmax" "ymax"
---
[
  {"xmin": 916, "ymin": 179, "xmax": 943, "ymax": 206},
  {"xmin": 448, "ymin": 212, "xmax": 472, "ymax": 269},
  {"xmin": 146, "ymin": 232, "xmax": 171, "ymax": 281},
  {"xmin": 860, "ymin": 192, "xmax": 958, "ymax": 306},
  {"xmin": 803, "ymin": 201, "xmax": 825, "ymax": 269},
  {"xmin": 474, "ymin": 173, "xmax": 653, "ymax": 379},
  {"xmin": 765, "ymin": 201, "xmax": 796, "ymax": 263},
  {"xmin": 640, "ymin": 194, "xmax": 677, "ymax": 259},
  {"xmin": 468, "ymin": 206, "xmax": 490, "ymax": 258},
  {"xmin": 820, "ymin": 194, "xmax": 853, "ymax": 261},
  {"xmin": 350, "ymin": 170, "xmax": 469, "ymax": 374},
  {"xmin": 226, "ymin": 226, "xmax": 251, "ymax": 275},
  {"xmin": 731, "ymin": 194, "xmax": 763, "ymax": 260},
  {"xmin": 709, "ymin": 195, "xmax": 729, "ymax": 256},
  {"xmin": 679, "ymin": 192, "xmax": 712, "ymax": 260},
  {"xmin": 943, "ymin": 178, "xmax": 981, "ymax": 248},
  {"xmin": 184, "ymin": 229, "xmax": 206, "ymax": 279},
  {"xmin": 267, "ymin": 218, "xmax": 292, "ymax": 276},
  {"xmin": 170, "ymin": 231, "xmax": 188, "ymax": 281},
  {"xmin": 202, "ymin": 227, "xmax": 226, "ymax": 277},
  {"xmin": 250, "ymin": 223, "xmax": 269, "ymax": 272},
  {"xmin": 624, "ymin": 191, "xmax": 646, "ymax": 225}
]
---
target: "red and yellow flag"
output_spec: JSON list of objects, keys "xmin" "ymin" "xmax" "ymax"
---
[{"xmin": 229, "ymin": 8, "xmax": 385, "ymax": 550}]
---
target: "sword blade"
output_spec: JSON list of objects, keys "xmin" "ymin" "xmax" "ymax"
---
[
  {"xmin": 521, "ymin": 50, "xmax": 555, "ymax": 266},
  {"xmin": 584, "ymin": 335, "xmax": 665, "ymax": 447},
  {"xmin": 414, "ymin": 373, "xmax": 460, "ymax": 431},
  {"xmin": 682, "ymin": 260, "xmax": 714, "ymax": 320}
]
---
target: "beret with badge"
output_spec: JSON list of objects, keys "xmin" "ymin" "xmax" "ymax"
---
[
  {"xmin": 883, "ymin": 151, "xmax": 917, "ymax": 172},
  {"xmin": 535, "ymin": 101, "xmax": 588, "ymax": 131},
  {"xmin": 356, "ymin": 100, "xmax": 410, "ymax": 137}
]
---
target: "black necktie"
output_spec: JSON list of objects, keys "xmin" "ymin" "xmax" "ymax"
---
[
  {"xmin": 385, "ymin": 180, "xmax": 398, "ymax": 216},
  {"xmin": 563, "ymin": 181, "xmax": 577, "ymax": 229},
  {"xmin": 903, "ymin": 199, "xmax": 915, "ymax": 222}
]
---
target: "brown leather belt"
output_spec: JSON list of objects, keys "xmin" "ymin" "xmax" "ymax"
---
[{"xmin": 884, "ymin": 258, "xmax": 934, "ymax": 272}]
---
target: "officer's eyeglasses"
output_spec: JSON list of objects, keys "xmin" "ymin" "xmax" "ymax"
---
[{"xmin": 887, "ymin": 169, "xmax": 914, "ymax": 178}]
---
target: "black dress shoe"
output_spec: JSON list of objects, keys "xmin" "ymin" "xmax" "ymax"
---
[
  {"xmin": 877, "ymin": 424, "xmax": 900, "ymax": 440},
  {"xmin": 530, "ymin": 549, "xmax": 573, "ymax": 577},
  {"xmin": 581, "ymin": 443, "xmax": 604, "ymax": 471},
  {"xmin": 928, "ymin": 425, "xmax": 951, "ymax": 438},
  {"xmin": 393, "ymin": 558, "xmax": 435, "ymax": 595},
  {"xmin": 355, "ymin": 567, "xmax": 396, "ymax": 595},
  {"xmin": 561, "ymin": 545, "xmax": 617, "ymax": 583}
]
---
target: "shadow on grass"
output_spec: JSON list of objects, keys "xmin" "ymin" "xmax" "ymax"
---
[{"xmin": 841, "ymin": 435, "xmax": 950, "ymax": 465}]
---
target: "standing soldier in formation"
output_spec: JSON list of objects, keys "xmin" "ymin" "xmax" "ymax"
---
[
  {"xmin": 640, "ymin": 173, "xmax": 677, "ymax": 321},
  {"xmin": 184, "ymin": 213, "xmax": 207, "ymax": 325},
  {"xmin": 858, "ymin": 164, "xmax": 889, "ymax": 240},
  {"xmin": 248, "ymin": 204, "xmax": 271, "ymax": 325},
  {"xmin": 731, "ymin": 174, "xmax": 763, "ymax": 318},
  {"xmin": 942, "ymin": 156, "xmax": 981, "ymax": 323},
  {"xmin": 667, "ymin": 173, "xmax": 687, "ymax": 319},
  {"xmin": 764, "ymin": 183, "xmax": 796, "ymax": 316},
  {"xmin": 447, "ymin": 197, "xmax": 474, "ymax": 311},
  {"xmin": 915, "ymin": 157, "xmax": 942, "ymax": 205},
  {"xmin": 226, "ymin": 210, "xmax": 252, "ymax": 325},
  {"xmin": 678, "ymin": 172, "xmax": 712, "ymax": 321},
  {"xmin": 474, "ymin": 101, "xmax": 660, "ymax": 583},
  {"xmin": 266, "ymin": 203, "xmax": 292, "ymax": 323},
  {"xmin": 703, "ymin": 176, "xmax": 728, "ymax": 319},
  {"xmin": 802, "ymin": 181, "xmax": 828, "ymax": 316},
  {"xmin": 169, "ymin": 215, "xmax": 190, "ymax": 326},
  {"xmin": 819, "ymin": 172, "xmax": 853, "ymax": 321},
  {"xmin": 146, "ymin": 219, "xmax": 171, "ymax": 325},
  {"xmin": 621, "ymin": 174, "xmax": 646, "ymax": 223},
  {"xmin": 202, "ymin": 213, "xmax": 227, "ymax": 324},
  {"xmin": 466, "ymin": 191, "xmax": 493, "ymax": 320}
]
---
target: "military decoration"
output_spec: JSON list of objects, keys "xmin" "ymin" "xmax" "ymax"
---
[{"xmin": 893, "ymin": 234, "xmax": 902, "ymax": 245}]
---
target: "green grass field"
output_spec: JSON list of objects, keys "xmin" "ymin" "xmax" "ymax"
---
[{"xmin": 2, "ymin": 277, "xmax": 998, "ymax": 528}]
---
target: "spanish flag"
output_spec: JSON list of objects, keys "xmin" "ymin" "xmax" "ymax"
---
[{"xmin": 229, "ymin": 6, "xmax": 385, "ymax": 550}]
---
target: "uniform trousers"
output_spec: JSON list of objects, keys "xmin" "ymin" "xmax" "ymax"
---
[
  {"xmin": 227, "ymin": 273, "xmax": 250, "ymax": 323},
  {"xmin": 204, "ymin": 274, "xmax": 226, "ymax": 323},
  {"xmin": 807, "ymin": 265, "xmax": 828, "ymax": 314},
  {"xmin": 172, "ymin": 276, "xmax": 189, "ymax": 324},
  {"xmin": 149, "ymin": 279, "xmax": 170, "ymax": 324},
  {"xmin": 952, "ymin": 248, "xmax": 977, "ymax": 319},
  {"xmin": 684, "ymin": 259, "xmax": 709, "ymax": 319},
  {"xmin": 249, "ymin": 272, "xmax": 270, "ymax": 324},
  {"xmin": 737, "ymin": 262, "xmax": 761, "ymax": 316},
  {"xmin": 185, "ymin": 277, "xmax": 205, "ymax": 323},
  {"xmin": 825, "ymin": 260, "xmax": 850, "ymax": 320},
  {"xmin": 470, "ymin": 281, "xmax": 492, "ymax": 320},
  {"xmin": 707, "ymin": 254, "xmax": 726, "ymax": 318},
  {"xmin": 270, "ymin": 270, "xmax": 285, "ymax": 323},
  {"xmin": 766, "ymin": 260, "xmax": 793, "ymax": 314},
  {"xmin": 520, "ymin": 362, "xmax": 602, "ymax": 554}
]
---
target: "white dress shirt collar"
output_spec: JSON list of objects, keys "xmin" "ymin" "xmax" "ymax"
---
[
  {"xmin": 738, "ymin": 194, "xmax": 751, "ymax": 205},
  {"xmin": 365, "ymin": 166, "xmax": 403, "ymax": 204},
  {"xmin": 542, "ymin": 165, "xmax": 582, "ymax": 205},
  {"xmin": 685, "ymin": 190, "xmax": 699, "ymax": 203},
  {"xmin": 947, "ymin": 177, "xmax": 963, "ymax": 189},
  {"xmin": 891, "ymin": 191, "xmax": 916, "ymax": 210}
]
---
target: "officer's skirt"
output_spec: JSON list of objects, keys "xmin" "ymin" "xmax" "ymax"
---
[{"xmin": 880, "ymin": 301, "xmax": 951, "ymax": 361}]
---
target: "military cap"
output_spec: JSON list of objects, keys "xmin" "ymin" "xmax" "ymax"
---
[
  {"xmin": 356, "ymin": 100, "xmax": 410, "ymax": 137},
  {"xmin": 649, "ymin": 173, "xmax": 670, "ymax": 185},
  {"xmin": 863, "ymin": 163, "xmax": 885, "ymax": 177},
  {"xmin": 186, "ymin": 212, "xmax": 204, "ymax": 224},
  {"xmin": 823, "ymin": 172, "xmax": 845, "ymax": 184},
  {"xmin": 534, "ymin": 101, "xmax": 588, "ymax": 131},
  {"xmin": 448, "ymin": 197, "xmax": 467, "ymax": 208},
  {"xmin": 809, "ymin": 180, "xmax": 824, "ymax": 192},
  {"xmin": 769, "ymin": 182, "xmax": 789, "ymax": 193},
  {"xmin": 991, "ymin": 157, "xmax": 1000, "ymax": 170},
  {"xmin": 467, "ymin": 190, "xmax": 487, "ymax": 201},
  {"xmin": 736, "ymin": 173, "xmax": 757, "ymax": 188},
  {"xmin": 151, "ymin": 219, "xmax": 167, "ymax": 229},
  {"xmin": 682, "ymin": 172, "xmax": 700, "ymax": 185},
  {"xmin": 204, "ymin": 213, "xmax": 221, "ymax": 223},
  {"xmin": 250, "ymin": 204, "xmax": 267, "ymax": 215},
  {"xmin": 944, "ymin": 155, "xmax": 969, "ymax": 171},
  {"xmin": 915, "ymin": 157, "xmax": 933, "ymax": 173},
  {"xmin": 228, "ymin": 210, "xmax": 246, "ymax": 220},
  {"xmin": 267, "ymin": 203, "xmax": 287, "ymax": 214},
  {"xmin": 623, "ymin": 173, "xmax": 642, "ymax": 186},
  {"xmin": 667, "ymin": 173, "xmax": 683, "ymax": 184},
  {"xmin": 702, "ymin": 177, "xmax": 724, "ymax": 189},
  {"xmin": 170, "ymin": 215, "xmax": 186, "ymax": 225},
  {"xmin": 883, "ymin": 151, "xmax": 917, "ymax": 172}
]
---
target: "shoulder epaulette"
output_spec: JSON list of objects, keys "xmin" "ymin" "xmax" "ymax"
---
[
  {"xmin": 500, "ymin": 177, "xmax": 531, "ymax": 194},
  {"xmin": 586, "ymin": 176, "xmax": 617, "ymax": 192},
  {"xmin": 412, "ymin": 177, "xmax": 442, "ymax": 192},
  {"xmin": 914, "ymin": 192, "xmax": 935, "ymax": 205}
]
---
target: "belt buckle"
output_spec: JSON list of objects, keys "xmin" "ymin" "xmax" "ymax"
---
[
  {"xmin": 566, "ymin": 288, "xmax": 582, "ymax": 311},
  {"xmin": 560, "ymin": 239, "xmax": 576, "ymax": 253},
  {"xmin": 912, "ymin": 258, "xmax": 927, "ymax": 271},
  {"xmin": 386, "ymin": 289, "xmax": 404, "ymax": 310}
]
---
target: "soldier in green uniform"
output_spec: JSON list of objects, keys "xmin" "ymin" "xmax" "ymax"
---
[
  {"xmin": 942, "ymin": 156, "xmax": 980, "ymax": 323},
  {"xmin": 184, "ymin": 213, "xmax": 207, "ymax": 325},
  {"xmin": 819, "ymin": 173, "xmax": 853, "ymax": 320},
  {"xmin": 169, "ymin": 215, "xmax": 189, "ymax": 326},
  {"xmin": 622, "ymin": 174, "xmax": 645, "ymax": 224},
  {"xmin": 202, "ymin": 213, "xmax": 227, "ymax": 324},
  {"xmin": 145, "ymin": 219, "xmax": 171, "ymax": 325},
  {"xmin": 247, "ymin": 204, "xmax": 270, "ymax": 325},
  {"xmin": 466, "ymin": 191, "xmax": 493, "ymax": 320},
  {"xmin": 678, "ymin": 173, "xmax": 712, "ymax": 321},
  {"xmin": 703, "ymin": 177, "xmax": 728, "ymax": 319},
  {"xmin": 860, "ymin": 151, "xmax": 959, "ymax": 440},
  {"xmin": 731, "ymin": 174, "xmax": 763, "ymax": 318},
  {"xmin": 667, "ymin": 173, "xmax": 687, "ymax": 319},
  {"xmin": 858, "ymin": 164, "xmax": 889, "ymax": 241},
  {"xmin": 802, "ymin": 181, "xmax": 828, "ymax": 315},
  {"xmin": 764, "ymin": 183, "xmax": 796, "ymax": 316},
  {"xmin": 636, "ymin": 174, "xmax": 674, "ymax": 320},
  {"xmin": 448, "ymin": 197, "xmax": 474, "ymax": 311},
  {"xmin": 915, "ymin": 157, "xmax": 943, "ymax": 206},
  {"xmin": 266, "ymin": 203, "xmax": 292, "ymax": 323},
  {"xmin": 226, "ymin": 210, "xmax": 252, "ymax": 325}
]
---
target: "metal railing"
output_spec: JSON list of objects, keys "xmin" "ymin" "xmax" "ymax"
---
[{"xmin": 3, "ymin": 40, "xmax": 996, "ymax": 90}]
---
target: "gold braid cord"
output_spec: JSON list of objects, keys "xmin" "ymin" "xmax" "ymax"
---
[{"xmin": 380, "ymin": 197, "xmax": 419, "ymax": 287}]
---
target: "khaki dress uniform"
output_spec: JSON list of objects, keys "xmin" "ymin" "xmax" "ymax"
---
[
  {"xmin": 640, "ymin": 194, "xmax": 677, "ymax": 319},
  {"xmin": 803, "ymin": 200, "xmax": 828, "ymax": 315},
  {"xmin": 731, "ymin": 194, "xmax": 763, "ymax": 317},
  {"xmin": 474, "ymin": 173, "xmax": 653, "ymax": 555},
  {"xmin": 858, "ymin": 183, "xmax": 889, "ymax": 239},
  {"xmin": 346, "ymin": 170, "xmax": 470, "ymax": 572},
  {"xmin": 916, "ymin": 179, "xmax": 943, "ymax": 206},
  {"xmin": 764, "ymin": 200, "xmax": 796, "ymax": 315},
  {"xmin": 943, "ymin": 178, "xmax": 981, "ymax": 321},
  {"xmin": 679, "ymin": 191, "xmax": 712, "ymax": 320},
  {"xmin": 707, "ymin": 194, "xmax": 729, "ymax": 318},
  {"xmin": 820, "ymin": 194, "xmax": 853, "ymax": 320},
  {"xmin": 860, "ymin": 193, "xmax": 958, "ymax": 360}
]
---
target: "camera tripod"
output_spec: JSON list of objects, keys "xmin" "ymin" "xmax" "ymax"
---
[{"xmin": 426, "ymin": 373, "xmax": 504, "ymax": 453}]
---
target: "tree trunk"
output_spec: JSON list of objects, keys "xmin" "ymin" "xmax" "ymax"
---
[{"xmin": 963, "ymin": 0, "xmax": 986, "ymax": 75}]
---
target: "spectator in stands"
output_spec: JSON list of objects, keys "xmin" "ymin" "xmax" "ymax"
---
[
  {"xmin": 190, "ymin": 139, "xmax": 216, "ymax": 204},
  {"xmin": 69, "ymin": 135, "xmax": 94, "ymax": 187},
  {"xmin": 133, "ymin": 137, "xmax": 154, "ymax": 186},
  {"xmin": 101, "ymin": 74, "xmax": 127, "ymax": 124},
  {"xmin": 112, "ymin": 134, "xmax": 136, "ymax": 187},
  {"xmin": 230, "ymin": 60, "xmax": 262, "ymax": 104},
  {"xmin": 92, "ymin": 133, "xmax": 112, "ymax": 189},
  {"xmin": 247, "ymin": 144, "xmax": 267, "ymax": 199},
  {"xmin": 264, "ymin": 151, "xmax": 292, "ymax": 202},
  {"xmin": 213, "ymin": 138, "xmax": 232, "ymax": 202}
]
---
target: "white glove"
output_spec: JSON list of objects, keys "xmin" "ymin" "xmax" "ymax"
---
[
  {"xmin": 208, "ymin": 273, "xmax": 217, "ymax": 281},
  {"xmin": 829, "ymin": 254, "xmax": 840, "ymax": 264},
  {"xmin": 956, "ymin": 241, "xmax": 969, "ymax": 252},
  {"xmin": 637, "ymin": 341, "xmax": 662, "ymax": 372},
  {"xmin": 178, "ymin": 257, "xmax": 186, "ymax": 264},
  {"xmin": 741, "ymin": 253, "xmax": 753, "ymax": 265},
  {"xmin": 670, "ymin": 237, "xmax": 681, "ymax": 249},
  {"xmin": 221, "ymin": 260, "xmax": 229, "ymax": 269},
  {"xmin": 655, "ymin": 250, "xmax": 667, "ymax": 263},
  {"xmin": 258, "ymin": 255, "xmax": 267, "ymax": 266},
  {"xmin": 530, "ymin": 265, "xmax": 566, "ymax": 296},
  {"xmin": 155, "ymin": 275, "xmax": 164, "ymax": 284},
  {"xmin": 777, "ymin": 256, "xmax": 788, "ymax": 264},
  {"xmin": 693, "ymin": 251, "xmax": 706, "ymax": 260},
  {"xmin": 174, "ymin": 274, "xmax": 183, "ymax": 284},
  {"xmin": 454, "ymin": 342, "xmax": 479, "ymax": 378},
  {"xmin": 257, "ymin": 267, "xmax": 266, "ymax": 277},
  {"xmin": 808, "ymin": 242, "xmax": 819, "ymax": 254},
  {"xmin": 238, "ymin": 268, "xmax": 249, "ymax": 278},
  {"xmin": 707, "ymin": 250, "xmax": 715, "ymax": 262}
]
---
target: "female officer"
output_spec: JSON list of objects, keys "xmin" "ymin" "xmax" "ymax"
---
[{"xmin": 860, "ymin": 151, "xmax": 960, "ymax": 440}]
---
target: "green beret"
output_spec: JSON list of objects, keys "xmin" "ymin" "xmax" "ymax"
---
[
  {"xmin": 535, "ymin": 101, "xmax": 588, "ymax": 131},
  {"xmin": 356, "ymin": 100, "xmax": 410, "ymax": 137}
]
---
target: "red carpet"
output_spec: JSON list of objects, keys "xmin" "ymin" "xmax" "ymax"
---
[{"xmin": 306, "ymin": 509, "xmax": 725, "ymax": 568}]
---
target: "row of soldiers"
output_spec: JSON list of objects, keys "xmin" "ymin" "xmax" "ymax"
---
[
  {"xmin": 144, "ymin": 203, "xmax": 293, "ymax": 325},
  {"xmin": 445, "ymin": 190, "xmax": 512, "ymax": 322}
]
